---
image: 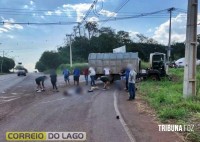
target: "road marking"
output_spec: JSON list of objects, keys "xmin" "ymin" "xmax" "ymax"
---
[
  {"xmin": 11, "ymin": 93, "xmax": 18, "ymax": 95},
  {"xmin": 38, "ymin": 98, "xmax": 67, "ymax": 104},
  {"xmin": 0, "ymin": 96, "xmax": 17, "ymax": 99},
  {"xmin": 3, "ymin": 97, "xmax": 21, "ymax": 102},
  {"xmin": 113, "ymin": 91, "xmax": 136, "ymax": 142},
  {"xmin": 0, "ymin": 97, "xmax": 21, "ymax": 104}
]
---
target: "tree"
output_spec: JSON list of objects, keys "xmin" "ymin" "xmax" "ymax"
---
[
  {"xmin": 116, "ymin": 30, "xmax": 132, "ymax": 45},
  {"xmin": 35, "ymin": 61, "xmax": 47, "ymax": 72},
  {"xmin": 84, "ymin": 22, "xmax": 98, "ymax": 39},
  {"xmin": 39, "ymin": 51, "xmax": 62, "ymax": 69},
  {"xmin": 71, "ymin": 36, "xmax": 90, "ymax": 61},
  {"xmin": 136, "ymin": 34, "xmax": 158, "ymax": 44},
  {"xmin": 99, "ymin": 27, "xmax": 115, "ymax": 35},
  {"xmin": 0, "ymin": 57, "xmax": 15, "ymax": 73}
]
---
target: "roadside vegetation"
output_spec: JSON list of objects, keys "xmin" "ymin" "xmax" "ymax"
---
[
  {"xmin": 34, "ymin": 21, "xmax": 200, "ymax": 73},
  {"xmin": 139, "ymin": 67, "xmax": 200, "ymax": 142},
  {"xmin": 56, "ymin": 63, "xmax": 88, "ymax": 74},
  {"xmin": 0, "ymin": 57, "xmax": 15, "ymax": 73}
]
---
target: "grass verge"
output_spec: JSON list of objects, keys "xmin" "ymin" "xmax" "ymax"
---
[
  {"xmin": 138, "ymin": 67, "xmax": 200, "ymax": 142},
  {"xmin": 56, "ymin": 63, "xmax": 88, "ymax": 74}
]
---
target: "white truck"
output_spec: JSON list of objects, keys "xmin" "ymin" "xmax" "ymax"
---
[
  {"xmin": 88, "ymin": 52, "xmax": 168, "ymax": 82},
  {"xmin": 88, "ymin": 52, "xmax": 140, "ymax": 82}
]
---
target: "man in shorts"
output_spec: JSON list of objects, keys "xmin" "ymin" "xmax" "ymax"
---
[
  {"xmin": 63, "ymin": 68, "xmax": 70, "ymax": 85},
  {"xmin": 73, "ymin": 68, "xmax": 80, "ymax": 86},
  {"xmin": 35, "ymin": 76, "xmax": 47, "ymax": 92},
  {"xmin": 101, "ymin": 67, "xmax": 111, "ymax": 90}
]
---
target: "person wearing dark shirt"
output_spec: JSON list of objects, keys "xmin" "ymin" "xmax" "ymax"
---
[
  {"xmin": 73, "ymin": 68, "xmax": 80, "ymax": 86},
  {"xmin": 83, "ymin": 67, "xmax": 89, "ymax": 85},
  {"xmin": 50, "ymin": 69, "xmax": 59, "ymax": 92},
  {"xmin": 35, "ymin": 76, "xmax": 47, "ymax": 92}
]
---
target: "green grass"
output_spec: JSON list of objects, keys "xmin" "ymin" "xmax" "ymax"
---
[
  {"xmin": 141, "ymin": 61, "xmax": 149, "ymax": 69},
  {"xmin": 56, "ymin": 63, "xmax": 88, "ymax": 74},
  {"xmin": 139, "ymin": 67, "xmax": 200, "ymax": 141}
]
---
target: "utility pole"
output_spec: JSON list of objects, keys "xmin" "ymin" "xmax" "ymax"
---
[
  {"xmin": 183, "ymin": 0, "xmax": 198, "ymax": 97},
  {"xmin": 66, "ymin": 34, "xmax": 73, "ymax": 67},
  {"xmin": 166, "ymin": 7, "xmax": 175, "ymax": 74}
]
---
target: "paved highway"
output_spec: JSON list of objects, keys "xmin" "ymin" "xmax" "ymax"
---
[
  {"xmin": 0, "ymin": 73, "xmax": 132, "ymax": 142},
  {"xmin": 0, "ymin": 73, "xmax": 182, "ymax": 142}
]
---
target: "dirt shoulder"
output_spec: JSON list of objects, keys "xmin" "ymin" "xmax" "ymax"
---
[{"xmin": 117, "ymin": 90, "xmax": 184, "ymax": 142}]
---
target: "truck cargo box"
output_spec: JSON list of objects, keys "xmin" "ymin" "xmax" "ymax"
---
[{"xmin": 88, "ymin": 52, "xmax": 139, "ymax": 74}]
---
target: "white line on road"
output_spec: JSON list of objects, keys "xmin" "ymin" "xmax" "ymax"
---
[
  {"xmin": 113, "ymin": 91, "xmax": 136, "ymax": 142},
  {"xmin": 0, "ymin": 96, "xmax": 18, "ymax": 99},
  {"xmin": 3, "ymin": 97, "xmax": 21, "ymax": 102},
  {"xmin": 38, "ymin": 97, "xmax": 67, "ymax": 104},
  {"xmin": 0, "ymin": 97, "xmax": 21, "ymax": 104}
]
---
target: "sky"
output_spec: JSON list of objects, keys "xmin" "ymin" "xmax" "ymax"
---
[{"xmin": 0, "ymin": 0, "xmax": 199, "ymax": 71}]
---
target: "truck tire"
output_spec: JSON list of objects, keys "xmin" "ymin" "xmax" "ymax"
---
[{"xmin": 149, "ymin": 74, "xmax": 160, "ymax": 81}]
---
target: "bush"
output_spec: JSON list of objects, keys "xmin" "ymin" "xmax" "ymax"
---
[
  {"xmin": 57, "ymin": 63, "xmax": 88, "ymax": 74},
  {"xmin": 159, "ymin": 107, "xmax": 188, "ymax": 120}
]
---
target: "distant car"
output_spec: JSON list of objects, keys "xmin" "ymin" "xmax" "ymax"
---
[
  {"xmin": 17, "ymin": 70, "xmax": 26, "ymax": 76},
  {"xmin": 175, "ymin": 58, "xmax": 200, "ymax": 67}
]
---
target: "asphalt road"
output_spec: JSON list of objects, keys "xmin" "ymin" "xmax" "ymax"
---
[{"xmin": 0, "ymin": 73, "xmax": 132, "ymax": 142}]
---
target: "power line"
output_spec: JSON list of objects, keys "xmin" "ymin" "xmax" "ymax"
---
[
  {"xmin": 92, "ymin": 7, "xmax": 177, "ymax": 23},
  {"xmin": 0, "ymin": 21, "xmax": 78, "ymax": 25},
  {"xmin": 73, "ymin": 0, "xmax": 98, "ymax": 36},
  {"xmin": 100, "ymin": 0, "xmax": 130, "ymax": 25}
]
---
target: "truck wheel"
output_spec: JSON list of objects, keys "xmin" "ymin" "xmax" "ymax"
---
[{"xmin": 150, "ymin": 74, "xmax": 159, "ymax": 81}]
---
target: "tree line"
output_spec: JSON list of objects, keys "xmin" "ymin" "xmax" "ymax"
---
[
  {"xmin": 35, "ymin": 22, "xmax": 200, "ymax": 72},
  {"xmin": 0, "ymin": 57, "xmax": 15, "ymax": 73}
]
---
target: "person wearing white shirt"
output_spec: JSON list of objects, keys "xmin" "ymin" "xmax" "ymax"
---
[
  {"xmin": 100, "ymin": 67, "xmax": 111, "ymax": 90},
  {"xmin": 128, "ymin": 67, "xmax": 137, "ymax": 101},
  {"xmin": 89, "ymin": 67, "xmax": 96, "ymax": 86}
]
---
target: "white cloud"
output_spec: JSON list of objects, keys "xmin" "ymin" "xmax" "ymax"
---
[
  {"xmin": 23, "ymin": 0, "xmax": 35, "ymax": 10},
  {"xmin": 0, "ymin": 28, "xmax": 8, "ymax": 33},
  {"xmin": 45, "ymin": 11, "xmax": 53, "ymax": 16},
  {"xmin": 7, "ymin": 35, "xmax": 14, "ymax": 39},
  {"xmin": 0, "ymin": 17, "xmax": 23, "ymax": 34},
  {"xmin": 23, "ymin": 5, "xmax": 29, "ymax": 9},
  {"xmin": 129, "ymin": 31, "xmax": 140, "ymax": 41},
  {"xmin": 152, "ymin": 14, "xmax": 200, "ymax": 45},
  {"xmin": 88, "ymin": 16, "xmax": 99, "ymax": 22},
  {"xmin": 99, "ymin": 9, "xmax": 117, "ymax": 17},
  {"xmin": 55, "ymin": 10, "xmax": 62, "ymax": 15},
  {"xmin": 63, "ymin": 3, "xmax": 91, "ymax": 22},
  {"xmin": 147, "ymin": 28, "xmax": 153, "ymax": 33},
  {"xmin": 40, "ymin": 16, "xmax": 45, "ymax": 19},
  {"xmin": 30, "ymin": 0, "xmax": 34, "ymax": 5}
]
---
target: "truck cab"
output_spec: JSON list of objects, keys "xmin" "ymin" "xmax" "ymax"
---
[{"xmin": 148, "ymin": 52, "xmax": 167, "ymax": 80}]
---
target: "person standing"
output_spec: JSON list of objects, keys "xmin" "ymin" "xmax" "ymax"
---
[
  {"xmin": 35, "ymin": 76, "xmax": 47, "ymax": 92},
  {"xmin": 101, "ymin": 67, "xmax": 111, "ymax": 90},
  {"xmin": 128, "ymin": 67, "xmax": 137, "ymax": 101},
  {"xmin": 125, "ymin": 67, "xmax": 130, "ymax": 91},
  {"xmin": 83, "ymin": 67, "xmax": 89, "ymax": 85},
  {"xmin": 89, "ymin": 67, "xmax": 96, "ymax": 86},
  {"xmin": 73, "ymin": 68, "xmax": 80, "ymax": 86},
  {"xmin": 63, "ymin": 68, "xmax": 70, "ymax": 85},
  {"xmin": 50, "ymin": 69, "xmax": 59, "ymax": 92}
]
